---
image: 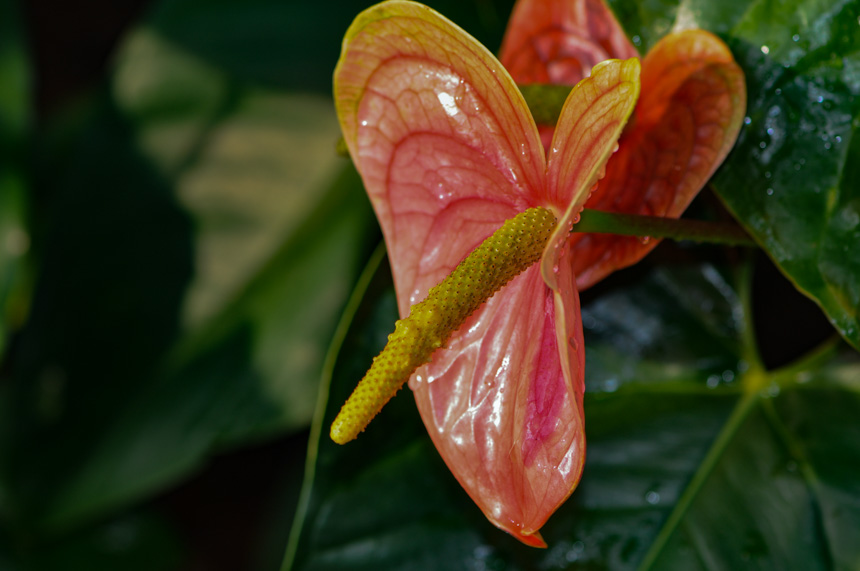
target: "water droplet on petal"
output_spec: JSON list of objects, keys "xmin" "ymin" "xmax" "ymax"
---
[
  {"xmin": 638, "ymin": 235, "xmax": 651, "ymax": 245},
  {"xmin": 520, "ymin": 142, "xmax": 530, "ymax": 159}
]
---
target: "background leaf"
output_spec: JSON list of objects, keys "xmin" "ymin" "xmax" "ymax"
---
[
  {"xmin": 2, "ymin": 0, "xmax": 379, "ymax": 534},
  {"xmin": 714, "ymin": 0, "xmax": 860, "ymax": 351}
]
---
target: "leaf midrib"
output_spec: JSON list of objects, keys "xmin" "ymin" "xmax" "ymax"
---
[{"xmin": 636, "ymin": 336, "xmax": 848, "ymax": 570}]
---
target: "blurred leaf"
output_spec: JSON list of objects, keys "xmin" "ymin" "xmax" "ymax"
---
[
  {"xmin": 26, "ymin": 510, "xmax": 183, "ymax": 571},
  {"xmin": 3, "ymin": 1, "xmax": 377, "ymax": 532},
  {"xmin": 286, "ymin": 255, "xmax": 860, "ymax": 569},
  {"xmin": 610, "ymin": 0, "xmax": 860, "ymax": 348},
  {"xmin": 0, "ymin": 0, "xmax": 31, "ymax": 357},
  {"xmin": 37, "ymin": 165, "xmax": 376, "ymax": 531},
  {"xmin": 146, "ymin": 0, "xmax": 516, "ymax": 93}
]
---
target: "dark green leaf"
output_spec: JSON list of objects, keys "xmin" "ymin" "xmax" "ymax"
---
[
  {"xmin": 641, "ymin": 357, "xmax": 860, "ymax": 570},
  {"xmin": 27, "ymin": 511, "xmax": 183, "ymax": 571},
  {"xmin": 146, "ymin": 0, "xmax": 516, "ymax": 93},
  {"xmin": 712, "ymin": 0, "xmax": 860, "ymax": 350}
]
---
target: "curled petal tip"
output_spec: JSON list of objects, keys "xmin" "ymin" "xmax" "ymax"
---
[{"xmin": 511, "ymin": 529, "xmax": 547, "ymax": 548}]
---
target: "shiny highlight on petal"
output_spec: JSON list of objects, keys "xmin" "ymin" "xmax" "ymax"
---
[{"xmin": 331, "ymin": 207, "xmax": 557, "ymax": 444}]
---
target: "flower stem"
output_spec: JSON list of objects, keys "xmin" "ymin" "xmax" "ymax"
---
[{"xmin": 573, "ymin": 209, "xmax": 756, "ymax": 247}]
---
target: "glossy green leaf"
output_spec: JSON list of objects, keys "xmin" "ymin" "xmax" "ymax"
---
[
  {"xmin": 2, "ymin": 1, "xmax": 377, "ymax": 532},
  {"xmin": 287, "ymin": 253, "xmax": 860, "ymax": 569},
  {"xmin": 609, "ymin": 0, "xmax": 860, "ymax": 348}
]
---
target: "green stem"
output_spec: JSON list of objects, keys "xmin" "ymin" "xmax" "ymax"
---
[{"xmin": 574, "ymin": 209, "xmax": 756, "ymax": 247}]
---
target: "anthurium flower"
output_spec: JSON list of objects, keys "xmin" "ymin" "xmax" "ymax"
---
[
  {"xmin": 500, "ymin": 0, "xmax": 746, "ymax": 288},
  {"xmin": 333, "ymin": 0, "xmax": 640, "ymax": 546}
]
